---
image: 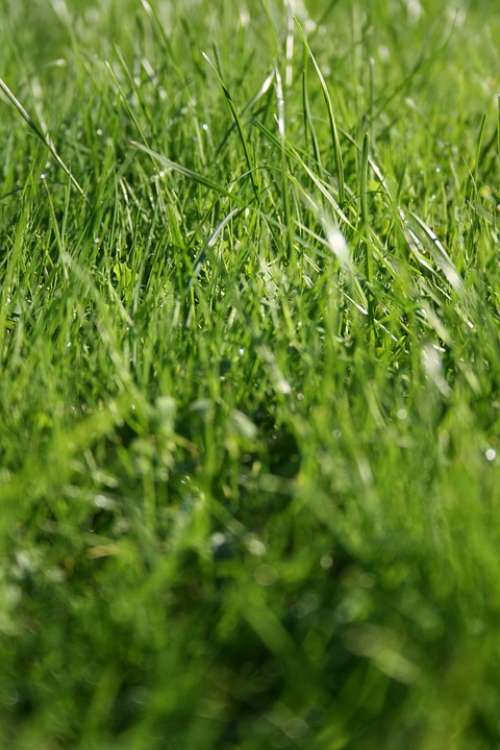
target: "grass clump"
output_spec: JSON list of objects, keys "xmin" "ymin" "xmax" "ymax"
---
[{"xmin": 0, "ymin": 0, "xmax": 499, "ymax": 747}]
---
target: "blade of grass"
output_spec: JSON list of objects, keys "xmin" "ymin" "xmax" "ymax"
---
[
  {"xmin": 275, "ymin": 68, "xmax": 294, "ymax": 258},
  {"xmin": 297, "ymin": 22, "xmax": 345, "ymax": 206},
  {"xmin": 189, "ymin": 207, "xmax": 242, "ymax": 286},
  {"xmin": 0, "ymin": 76, "xmax": 85, "ymax": 198},
  {"xmin": 130, "ymin": 140, "xmax": 230, "ymax": 196},
  {"xmin": 202, "ymin": 51, "xmax": 259, "ymax": 202},
  {"xmin": 253, "ymin": 119, "xmax": 352, "ymax": 228},
  {"xmin": 214, "ymin": 70, "xmax": 274, "ymax": 158},
  {"xmin": 359, "ymin": 132, "xmax": 374, "ymax": 331},
  {"xmin": 301, "ymin": 45, "xmax": 322, "ymax": 168}
]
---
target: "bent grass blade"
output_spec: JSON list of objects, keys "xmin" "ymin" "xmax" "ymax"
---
[{"xmin": 0, "ymin": 76, "xmax": 85, "ymax": 198}]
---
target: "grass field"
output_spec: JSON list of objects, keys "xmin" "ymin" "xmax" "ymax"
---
[{"xmin": 0, "ymin": 0, "xmax": 499, "ymax": 747}]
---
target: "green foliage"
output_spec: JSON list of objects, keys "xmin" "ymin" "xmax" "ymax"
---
[{"xmin": 0, "ymin": 0, "xmax": 499, "ymax": 747}]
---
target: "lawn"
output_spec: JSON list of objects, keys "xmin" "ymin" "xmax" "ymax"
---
[{"xmin": 0, "ymin": 0, "xmax": 499, "ymax": 747}]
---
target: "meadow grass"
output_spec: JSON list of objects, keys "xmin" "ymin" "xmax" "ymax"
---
[{"xmin": 0, "ymin": 0, "xmax": 499, "ymax": 747}]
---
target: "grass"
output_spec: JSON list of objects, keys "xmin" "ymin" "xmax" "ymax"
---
[{"xmin": 0, "ymin": 0, "xmax": 499, "ymax": 747}]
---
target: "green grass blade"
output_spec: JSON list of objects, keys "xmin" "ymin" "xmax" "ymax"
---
[
  {"xmin": 297, "ymin": 22, "xmax": 345, "ymax": 206},
  {"xmin": 0, "ymin": 76, "xmax": 85, "ymax": 198},
  {"xmin": 201, "ymin": 51, "xmax": 259, "ymax": 202},
  {"xmin": 130, "ymin": 140, "xmax": 230, "ymax": 196}
]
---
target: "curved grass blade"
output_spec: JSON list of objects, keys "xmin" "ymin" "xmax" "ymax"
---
[
  {"xmin": 301, "ymin": 45, "xmax": 322, "ymax": 168},
  {"xmin": 0, "ymin": 76, "xmax": 85, "ymax": 198},
  {"xmin": 214, "ymin": 70, "xmax": 274, "ymax": 158},
  {"xmin": 297, "ymin": 22, "xmax": 345, "ymax": 206},
  {"xmin": 189, "ymin": 207, "xmax": 242, "ymax": 287},
  {"xmin": 201, "ymin": 51, "xmax": 259, "ymax": 202},
  {"xmin": 130, "ymin": 140, "xmax": 230, "ymax": 196}
]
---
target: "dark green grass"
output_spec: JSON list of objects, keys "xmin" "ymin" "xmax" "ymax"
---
[{"xmin": 0, "ymin": 0, "xmax": 499, "ymax": 747}]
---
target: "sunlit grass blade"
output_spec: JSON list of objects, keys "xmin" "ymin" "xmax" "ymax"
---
[
  {"xmin": 301, "ymin": 45, "xmax": 322, "ymax": 168},
  {"xmin": 273, "ymin": 67, "xmax": 294, "ymax": 257},
  {"xmin": 297, "ymin": 22, "xmax": 345, "ymax": 206}
]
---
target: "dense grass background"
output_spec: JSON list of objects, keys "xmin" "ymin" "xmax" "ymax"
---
[{"xmin": 0, "ymin": 0, "xmax": 499, "ymax": 747}]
